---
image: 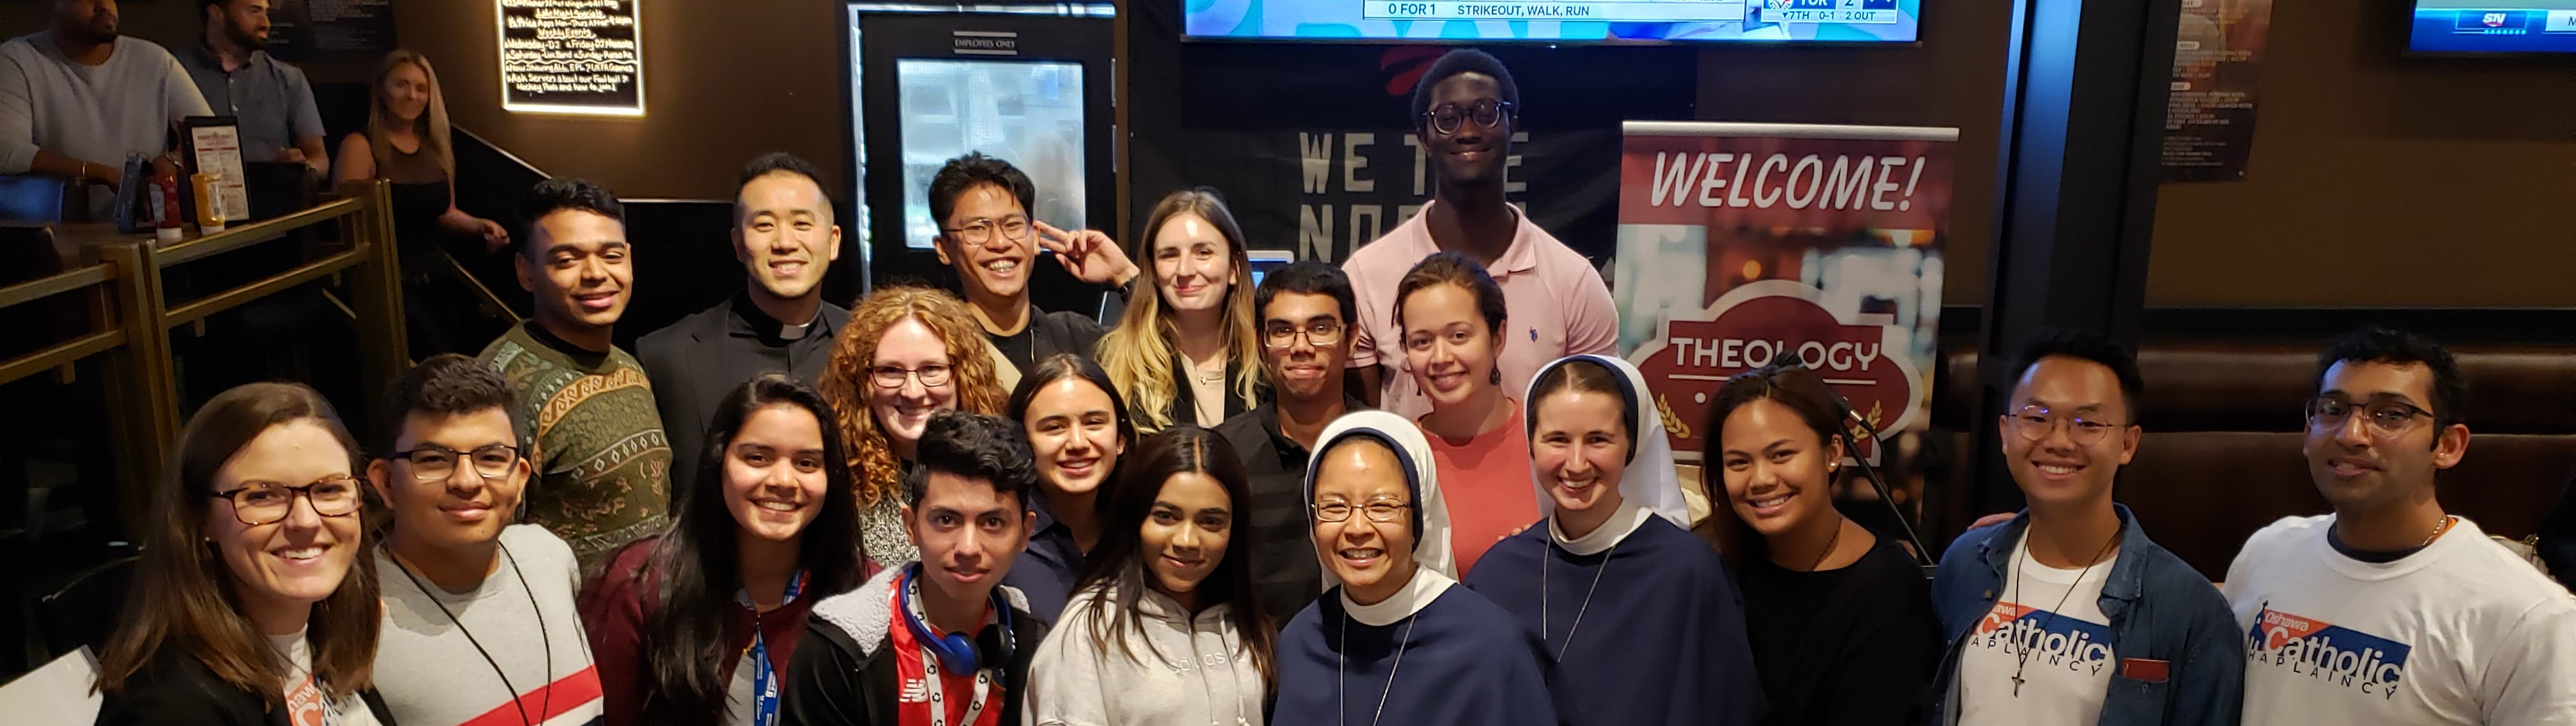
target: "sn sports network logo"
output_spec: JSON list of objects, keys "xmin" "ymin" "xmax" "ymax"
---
[
  {"xmin": 2245, "ymin": 605, "xmax": 2412, "ymax": 700},
  {"xmin": 1972, "ymin": 603, "xmax": 2115, "ymax": 674}
]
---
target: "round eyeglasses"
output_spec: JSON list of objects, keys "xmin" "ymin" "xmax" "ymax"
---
[{"xmin": 208, "ymin": 476, "xmax": 364, "ymax": 526}]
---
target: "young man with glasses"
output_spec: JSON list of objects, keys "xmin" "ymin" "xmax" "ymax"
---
[
  {"xmin": 1215, "ymin": 260, "xmax": 1364, "ymax": 619},
  {"xmin": 925, "ymin": 152, "xmax": 1137, "ymax": 383},
  {"xmin": 1339, "ymin": 49, "xmax": 1616, "ymax": 417},
  {"xmin": 2223, "ymin": 326, "xmax": 2576, "ymax": 724},
  {"xmin": 1928, "ymin": 330, "xmax": 2242, "ymax": 726},
  {"xmin": 365, "ymin": 353, "xmax": 606, "ymax": 726}
]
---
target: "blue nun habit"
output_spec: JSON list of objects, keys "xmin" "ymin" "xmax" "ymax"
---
[{"xmin": 1270, "ymin": 410, "xmax": 1575, "ymax": 726}]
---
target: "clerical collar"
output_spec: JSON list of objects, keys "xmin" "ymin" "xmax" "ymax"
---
[
  {"xmin": 732, "ymin": 294, "xmax": 822, "ymax": 342},
  {"xmin": 1340, "ymin": 566, "xmax": 1455, "ymax": 626},
  {"xmin": 1549, "ymin": 498, "xmax": 1652, "ymax": 556}
]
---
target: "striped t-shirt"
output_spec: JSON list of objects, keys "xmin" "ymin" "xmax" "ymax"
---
[{"xmin": 375, "ymin": 525, "xmax": 605, "ymax": 726}]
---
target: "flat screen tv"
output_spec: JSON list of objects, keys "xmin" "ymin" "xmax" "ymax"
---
[
  {"xmin": 2407, "ymin": 1, "xmax": 2576, "ymax": 54},
  {"xmin": 1184, "ymin": 0, "xmax": 1920, "ymax": 43}
]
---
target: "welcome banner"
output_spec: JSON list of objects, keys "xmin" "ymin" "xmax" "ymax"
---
[{"xmin": 1612, "ymin": 121, "xmax": 1958, "ymax": 464}]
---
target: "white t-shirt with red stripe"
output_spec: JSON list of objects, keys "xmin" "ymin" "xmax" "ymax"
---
[{"xmin": 374, "ymin": 525, "xmax": 605, "ymax": 726}]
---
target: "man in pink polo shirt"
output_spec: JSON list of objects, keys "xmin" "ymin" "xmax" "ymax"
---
[{"xmin": 1343, "ymin": 49, "xmax": 1618, "ymax": 420}]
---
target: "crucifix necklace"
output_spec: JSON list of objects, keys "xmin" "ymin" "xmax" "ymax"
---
[{"xmin": 2009, "ymin": 530, "xmax": 2119, "ymax": 698}]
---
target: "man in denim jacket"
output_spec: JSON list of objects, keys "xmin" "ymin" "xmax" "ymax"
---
[{"xmin": 1927, "ymin": 330, "xmax": 2242, "ymax": 726}]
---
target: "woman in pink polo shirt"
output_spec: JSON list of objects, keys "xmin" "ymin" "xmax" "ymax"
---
[{"xmin": 1392, "ymin": 251, "xmax": 1541, "ymax": 575}]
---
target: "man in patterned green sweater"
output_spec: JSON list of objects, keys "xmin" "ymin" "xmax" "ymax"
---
[{"xmin": 478, "ymin": 177, "xmax": 670, "ymax": 568}]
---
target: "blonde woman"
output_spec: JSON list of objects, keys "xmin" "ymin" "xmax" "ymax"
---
[
  {"xmin": 1095, "ymin": 189, "xmax": 1264, "ymax": 431},
  {"xmin": 332, "ymin": 49, "xmax": 508, "ymax": 354},
  {"xmin": 815, "ymin": 285, "xmax": 1008, "ymax": 568}
]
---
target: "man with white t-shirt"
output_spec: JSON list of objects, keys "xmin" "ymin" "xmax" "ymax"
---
[
  {"xmin": 2223, "ymin": 327, "xmax": 2576, "ymax": 725},
  {"xmin": 1928, "ymin": 330, "xmax": 2244, "ymax": 726}
]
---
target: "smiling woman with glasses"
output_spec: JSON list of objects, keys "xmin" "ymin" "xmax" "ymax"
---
[
  {"xmin": 820, "ymin": 284, "xmax": 1008, "ymax": 568},
  {"xmin": 95, "ymin": 382, "xmax": 395, "ymax": 725}
]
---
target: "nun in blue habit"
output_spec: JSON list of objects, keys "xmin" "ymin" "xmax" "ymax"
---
[
  {"xmin": 1270, "ymin": 410, "xmax": 1574, "ymax": 726},
  {"xmin": 1465, "ymin": 354, "xmax": 1767, "ymax": 725}
]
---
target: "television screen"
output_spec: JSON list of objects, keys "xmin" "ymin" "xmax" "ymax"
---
[
  {"xmin": 1184, "ymin": 0, "xmax": 1920, "ymax": 43},
  {"xmin": 2408, "ymin": 1, "xmax": 2576, "ymax": 53}
]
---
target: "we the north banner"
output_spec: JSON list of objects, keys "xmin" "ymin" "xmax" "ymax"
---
[{"xmin": 1611, "ymin": 121, "xmax": 1957, "ymax": 464}]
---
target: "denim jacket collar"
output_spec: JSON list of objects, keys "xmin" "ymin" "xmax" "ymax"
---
[{"xmin": 1976, "ymin": 503, "xmax": 2150, "ymax": 621}]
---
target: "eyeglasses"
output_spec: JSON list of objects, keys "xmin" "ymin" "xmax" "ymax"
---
[
  {"xmin": 1263, "ymin": 320, "xmax": 1346, "ymax": 349},
  {"xmin": 2007, "ymin": 406, "xmax": 2123, "ymax": 446},
  {"xmin": 871, "ymin": 364, "xmax": 953, "ymax": 389},
  {"xmin": 942, "ymin": 216, "xmax": 1032, "ymax": 247},
  {"xmin": 208, "ymin": 476, "xmax": 364, "ymax": 526},
  {"xmin": 2306, "ymin": 396, "xmax": 2433, "ymax": 438},
  {"xmin": 390, "ymin": 444, "xmax": 520, "ymax": 482},
  {"xmin": 1425, "ymin": 100, "xmax": 1515, "ymax": 136},
  {"xmin": 1312, "ymin": 500, "xmax": 1409, "ymax": 523}
]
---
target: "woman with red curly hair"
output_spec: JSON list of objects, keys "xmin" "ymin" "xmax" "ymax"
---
[{"xmin": 816, "ymin": 285, "xmax": 1007, "ymax": 568}]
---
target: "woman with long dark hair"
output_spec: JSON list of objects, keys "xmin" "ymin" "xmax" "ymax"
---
[
  {"xmin": 1703, "ymin": 362, "xmax": 1938, "ymax": 726},
  {"xmin": 581, "ymin": 374, "xmax": 870, "ymax": 726},
  {"xmin": 1094, "ymin": 189, "xmax": 1264, "ymax": 431},
  {"xmin": 1023, "ymin": 426, "xmax": 1276, "ymax": 725},
  {"xmin": 1392, "ymin": 252, "xmax": 1539, "ymax": 576},
  {"xmin": 1466, "ymin": 354, "xmax": 1765, "ymax": 725},
  {"xmin": 93, "ymin": 382, "xmax": 393, "ymax": 725},
  {"xmin": 999, "ymin": 353, "xmax": 1140, "ymax": 621}
]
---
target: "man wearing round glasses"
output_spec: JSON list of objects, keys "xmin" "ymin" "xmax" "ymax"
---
[
  {"xmin": 926, "ymin": 152, "xmax": 1138, "ymax": 386},
  {"xmin": 364, "ymin": 354, "xmax": 605, "ymax": 726},
  {"xmin": 1340, "ymin": 49, "xmax": 1617, "ymax": 420},
  {"xmin": 1217, "ymin": 260, "xmax": 1365, "ymax": 619},
  {"xmin": 2223, "ymin": 327, "xmax": 2576, "ymax": 725},
  {"xmin": 1928, "ymin": 330, "xmax": 2242, "ymax": 726}
]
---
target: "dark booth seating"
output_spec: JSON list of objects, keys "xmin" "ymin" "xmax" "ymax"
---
[{"xmin": 1937, "ymin": 341, "xmax": 2576, "ymax": 582}]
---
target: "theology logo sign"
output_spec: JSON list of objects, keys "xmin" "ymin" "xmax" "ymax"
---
[{"xmin": 2246, "ymin": 606, "xmax": 2412, "ymax": 700}]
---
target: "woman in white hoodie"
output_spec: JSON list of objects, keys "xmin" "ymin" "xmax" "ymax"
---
[{"xmin": 1022, "ymin": 426, "xmax": 1276, "ymax": 725}]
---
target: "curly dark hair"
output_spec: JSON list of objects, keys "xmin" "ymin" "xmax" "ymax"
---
[
  {"xmin": 906, "ymin": 410, "xmax": 1038, "ymax": 512},
  {"xmin": 1410, "ymin": 49, "xmax": 1521, "ymax": 133},
  {"xmin": 2315, "ymin": 325, "xmax": 2470, "ymax": 433}
]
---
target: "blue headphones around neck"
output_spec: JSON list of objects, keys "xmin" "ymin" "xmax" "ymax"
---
[{"xmin": 898, "ymin": 564, "xmax": 1016, "ymax": 677}]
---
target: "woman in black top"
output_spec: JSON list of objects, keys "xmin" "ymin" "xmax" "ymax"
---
[
  {"xmin": 331, "ymin": 49, "xmax": 509, "ymax": 355},
  {"xmin": 1701, "ymin": 362, "xmax": 1938, "ymax": 726}
]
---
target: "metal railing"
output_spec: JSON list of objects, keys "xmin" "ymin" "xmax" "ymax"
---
[{"xmin": 0, "ymin": 181, "xmax": 407, "ymax": 522}]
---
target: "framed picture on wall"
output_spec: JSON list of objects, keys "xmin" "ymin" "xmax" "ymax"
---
[{"xmin": 181, "ymin": 116, "xmax": 252, "ymax": 224}]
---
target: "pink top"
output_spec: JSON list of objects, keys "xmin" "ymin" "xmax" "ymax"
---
[
  {"xmin": 1424, "ymin": 405, "xmax": 1539, "ymax": 576},
  {"xmin": 1342, "ymin": 200, "xmax": 1619, "ymax": 421}
]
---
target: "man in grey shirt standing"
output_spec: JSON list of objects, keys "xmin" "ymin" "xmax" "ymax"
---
[
  {"xmin": 0, "ymin": 0, "xmax": 213, "ymax": 217},
  {"xmin": 180, "ymin": 0, "xmax": 326, "ymax": 179}
]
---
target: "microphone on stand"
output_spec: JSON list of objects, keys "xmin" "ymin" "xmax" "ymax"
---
[{"xmin": 1812, "ymin": 381, "xmax": 1935, "ymax": 572}]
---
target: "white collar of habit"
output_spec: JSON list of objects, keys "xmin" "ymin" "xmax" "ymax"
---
[{"xmin": 1340, "ymin": 566, "xmax": 1457, "ymax": 627}]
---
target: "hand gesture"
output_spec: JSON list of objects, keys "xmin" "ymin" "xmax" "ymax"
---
[
  {"xmin": 1031, "ymin": 220, "xmax": 1138, "ymax": 287},
  {"xmin": 477, "ymin": 219, "xmax": 510, "ymax": 253}
]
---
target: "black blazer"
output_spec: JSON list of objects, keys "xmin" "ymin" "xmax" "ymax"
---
[{"xmin": 95, "ymin": 650, "xmax": 397, "ymax": 726}]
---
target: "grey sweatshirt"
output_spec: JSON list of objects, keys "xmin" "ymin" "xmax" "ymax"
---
[
  {"xmin": 0, "ymin": 31, "xmax": 211, "ymax": 212},
  {"xmin": 1021, "ymin": 568, "xmax": 1267, "ymax": 726}
]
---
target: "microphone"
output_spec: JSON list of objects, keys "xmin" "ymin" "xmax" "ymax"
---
[{"xmin": 1809, "ymin": 377, "xmax": 1934, "ymax": 569}]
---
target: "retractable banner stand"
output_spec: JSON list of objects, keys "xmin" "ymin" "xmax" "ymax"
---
[{"xmin": 1613, "ymin": 121, "xmax": 1957, "ymax": 466}]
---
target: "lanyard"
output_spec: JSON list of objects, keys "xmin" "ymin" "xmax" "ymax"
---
[{"xmin": 737, "ymin": 571, "xmax": 807, "ymax": 726}]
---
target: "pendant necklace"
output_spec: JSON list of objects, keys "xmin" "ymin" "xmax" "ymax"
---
[
  {"xmin": 1338, "ymin": 612, "xmax": 1416, "ymax": 726},
  {"xmin": 2009, "ymin": 530, "xmax": 2119, "ymax": 698},
  {"xmin": 1541, "ymin": 538, "xmax": 1617, "ymax": 660}
]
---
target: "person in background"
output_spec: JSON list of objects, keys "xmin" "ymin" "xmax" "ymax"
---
[
  {"xmin": 1466, "ymin": 354, "xmax": 1764, "ymax": 726},
  {"xmin": 91, "ymin": 382, "xmax": 391, "ymax": 725},
  {"xmin": 783, "ymin": 412, "xmax": 1051, "ymax": 726},
  {"xmin": 1270, "ymin": 410, "xmax": 1568, "ymax": 726},
  {"xmin": 640, "ymin": 152, "xmax": 851, "ymax": 495},
  {"xmin": 2223, "ymin": 327, "xmax": 2576, "ymax": 724},
  {"xmin": 924, "ymin": 152, "xmax": 1137, "ymax": 383},
  {"xmin": 1393, "ymin": 252, "xmax": 1538, "ymax": 576},
  {"xmin": 816, "ymin": 284, "xmax": 1009, "ymax": 568},
  {"xmin": 477, "ymin": 178, "xmax": 670, "ymax": 566},
  {"xmin": 1096, "ymin": 189, "xmax": 1262, "ymax": 431},
  {"xmin": 180, "ymin": 0, "xmax": 326, "ymax": 178},
  {"xmin": 334, "ymin": 49, "xmax": 509, "ymax": 355},
  {"xmin": 1703, "ymin": 362, "xmax": 1936, "ymax": 726},
  {"xmin": 584, "ymin": 374, "xmax": 873, "ymax": 726},
  {"xmin": 1342, "ymin": 48, "xmax": 1615, "ymax": 416},
  {"xmin": 1928, "ymin": 330, "xmax": 2241, "ymax": 726},
  {"xmin": 0, "ymin": 0, "xmax": 213, "ymax": 218},
  {"xmin": 999, "ymin": 353, "xmax": 1138, "ymax": 622},
  {"xmin": 367, "ymin": 353, "xmax": 603, "ymax": 726},
  {"xmin": 1215, "ymin": 259, "xmax": 1361, "ymax": 619},
  {"xmin": 1023, "ymin": 426, "xmax": 1276, "ymax": 725},
  {"xmin": 2543, "ymin": 468, "xmax": 2575, "ymax": 588}
]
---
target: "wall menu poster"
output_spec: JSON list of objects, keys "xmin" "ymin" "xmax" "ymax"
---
[
  {"xmin": 264, "ymin": 0, "xmax": 399, "ymax": 62},
  {"xmin": 499, "ymin": 0, "xmax": 645, "ymax": 115},
  {"xmin": 2162, "ymin": 0, "xmax": 2275, "ymax": 182},
  {"xmin": 1612, "ymin": 121, "xmax": 1956, "ymax": 466}
]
